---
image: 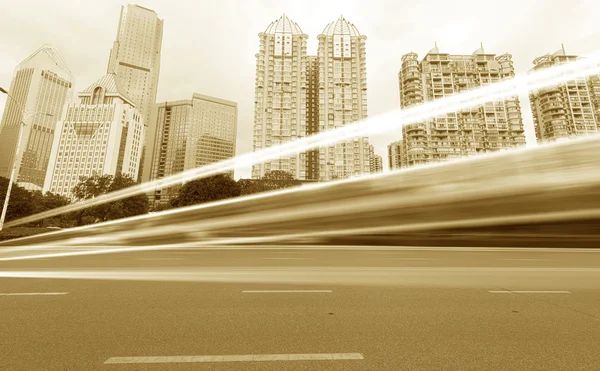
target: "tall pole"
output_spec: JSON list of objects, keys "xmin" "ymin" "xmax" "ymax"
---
[
  {"xmin": 0, "ymin": 87, "xmax": 51, "ymax": 231},
  {"xmin": 0, "ymin": 118, "xmax": 26, "ymax": 231}
]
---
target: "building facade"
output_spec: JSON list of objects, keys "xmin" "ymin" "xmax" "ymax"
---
[
  {"xmin": 252, "ymin": 14, "xmax": 308, "ymax": 180},
  {"xmin": 107, "ymin": 4, "xmax": 163, "ymax": 179},
  {"xmin": 368, "ymin": 145, "xmax": 383, "ymax": 173},
  {"xmin": 306, "ymin": 55, "xmax": 320, "ymax": 181},
  {"xmin": 43, "ymin": 74, "xmax": 144, "ymax": 200},
  {"xmin": 529, "ymin": 46, "xmax": 600, "ymax": 142},
  {"xmin": 0, "ymin": 45, "xmax": 72, "ymax": 191},
  {"xmin": 143, "ymin": 93, "xmax": 237, "ymax": 206},
  {"xmin": 387, "ymin": 140, "xmax": 405, "ymax": 171},
  {"xmin": 398, "ymin": 45, "xmax": 526, "ymax": 167},
  {"xmin": 317, "ymin": 16, "xmax": 370, "ymax": 181}
]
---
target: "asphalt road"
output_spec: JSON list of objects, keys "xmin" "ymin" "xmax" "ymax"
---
[{"xmin": 1, "ymin": 245, "xmax": 600, "ymax": 370}]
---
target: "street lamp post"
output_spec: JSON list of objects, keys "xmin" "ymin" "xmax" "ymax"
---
[{"xmin": 0, "ymin": 86, "xmax": 53, "ymax": 231}]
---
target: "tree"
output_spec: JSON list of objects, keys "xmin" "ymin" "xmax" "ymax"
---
[
  {"xmin": 72, "ymin": 174, "xmax": 113, "ymax": 200},
  {"xmin": 171, "ymin": 173, "xmax": 241, "ymax": 208},
  {"xmin": 71, "ymin": 173, "xmax": 149, "ymax": 225},
  {"xmin": 0, "ymin": 177, "xmax": 73, "ymax": 227},
  {"xmin": 238, "ymin": 170, "xmax": 302, "ymax": 196},
  {"xmin": 0, "ymin": 177, "xmax": 36, "ymax": 222},
  {"xmin": 262, "ymin": 170, "xmax": 302, "ymax": 189},
  {"xmin": 29, "ymin": 190, "xmax": 71, "ymax": 227}
]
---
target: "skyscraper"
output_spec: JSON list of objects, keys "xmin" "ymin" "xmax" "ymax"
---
[
  {"xmin": 368, "ymin": 145, "xmax": 383, "ymax": 173},
  {"xmin": 44, "ymin": 73, "xmax": 144, "ymax": 200},
  {"xmin": 107, "ymin": 4, "xmax": 163, "ymax": 179},
  {"xmin": 398, "ymin": 45, "xmax": 526, "ymax": 167},
  {"xmin": 529, "ymin": 46, "xmax": 600, "ymax": 142},
  {"xmin": 317, "ymin": 16, "xmax": 370, "ymax": 181},
  {"xmin": 143, "ymin": 93, "xmax": 238, "ymax": 206},
  {"xmin": 0, "ymin": 45, "xmax": 73, "ymax": 191},
  {"xmin": 252, "ymin": 14, "xmax": 308, "ymax": 180},
  {"xmin": 387, "ymin": 140, "xmax": 405, "ymax": 171},
  {"xmin": 306, "ymin": 55, "xmax": 320, "ymax": 181}
]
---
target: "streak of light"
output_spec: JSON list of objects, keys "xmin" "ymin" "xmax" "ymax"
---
[
  {"xmin": 5, "ymin": 52, "xmax": 600, "ymax": 229},
  {"xmin": 1, "ymin": 267, "xmax": 600, "ymax": 288},
  {"xmin": 2, "ymin": 208, "xmax": 599, "ymax": 262}
]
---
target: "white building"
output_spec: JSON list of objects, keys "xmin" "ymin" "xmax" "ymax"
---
[
  {"xmin": 0, "ymin": 45, "xmax": 73, "ymax": 191},
  {"xmin": 44, "ymin": 73, "xmax": 144, "ymax": 200},
  {"xmin": 107, "ymin": 4, "xmax": 163, "ymax": 178},
  {"xmin": 317, "ymin": 16, "xmax": 370, "ymax": 180},
  {"xmin": 252, "ymin": 14, "xmax": 308, "ymax": 180},
  {"xmin": 398, "ymin": 45, "xmax": 526, "ymax": 167},
  {"xmin": 529, "ymin": 46, "xmax": 600, "ymax": 142},
  {"xmin": 368, "ymin": 145, "xmax": 383, "ymax": 173},
  {"xmin": 387, "ymin": 140, "xmax": 405, "ymax": 171}
]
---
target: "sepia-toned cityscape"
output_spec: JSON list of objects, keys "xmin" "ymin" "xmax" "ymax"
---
[
  {"xmin": 1, "ymin": 1, "xmax": 600, "ymax": 370},
  {"xmin": 2, "ymin": 5, "xmax": 599, "ymax": 203}
]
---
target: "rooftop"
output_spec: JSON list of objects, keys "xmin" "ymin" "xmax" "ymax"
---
[
  {"xmin": 264, "ymin": 14, "xmax": 304, "ymax": 35},
  {"xmin": 322, "ymin": 16, "xmax": 361, "ymax": 36}
]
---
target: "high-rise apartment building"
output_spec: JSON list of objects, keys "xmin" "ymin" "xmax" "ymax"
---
[
  {"xmin": 43, "ymin": 74, "xmax": 144, "ymax": 200},
  {"xmin": 252, "ymin": 14, "xmax": 308, "ymax": 180},
  {"xmin": 368, "ymin": 145, "xmax": 383, "ymax": 173},
  {"xmin": 143, "ymin": 93, "xmax": 237, "ymax": 206},
  {"xmin": 387, "ymin": 140, "xmax": 405, "ymax": 171},
  {"xmin": 529, "ymin": 46, "xmax": 600, "ymax": 142},
  {"xmin": 398, "ymin": 45, "xmax": 526, "ymax": 167},
  {"xmin": 306, "ymin": 55, "xmax": 320, "ymax": 181},
  {"xmin": 317, "ymin": 16, "xmax": 370, "ymax": 180},
  {"xmin": 0, "ymin": 45, "xmax": 72, "ymax": 191},
  {"xmin": 107, "ymin": 4, "xmax": 163, "ymax": 179}
]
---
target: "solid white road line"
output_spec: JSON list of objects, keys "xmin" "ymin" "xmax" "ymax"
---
[
  {"xmin": 394, "ymin": 258, "xmax": 438, "ymax": 261},
  {"xmin": 104, "ymin": 353, "xmax": 364, "ymax": 364},
  {"xmin": 242, "ymin": 290, "xmax": 332, "ymax": 293},
  {"xmin": 263, "ymin": 257, "xmax": 310, "ymax": 260},
  {"xmin": 488, "ymin": 290, "xmax": 571, "ymax": 294},
  {"xmin": 136, "ymin": 258, "xmax": 185, "ymax": 261},
  {"xmin": 0, "ymin": 292, "xmax": 68, "ymax": 296}
]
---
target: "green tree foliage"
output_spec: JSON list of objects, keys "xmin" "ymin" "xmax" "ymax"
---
[
  {"xmin": 29, "ymin": 190, "xmax": 71, "ymax": 227},
  {"xmin": 71, "ymin": 173, "xmax": 149, "ymax": 225},
  {"xmin": 238, "ymin": 170, "xmax": 302, "ymax": 196},
  {"xmin": 0, "ymin": 177, "xmax": 70, "ymax": 227},
  {"xmin": 171, "ymin": 173, "xmax": 241, "ymax": 208},
  {"xmin": 0, "ymin": 177, "xmax": 36, "ymax": 222}
]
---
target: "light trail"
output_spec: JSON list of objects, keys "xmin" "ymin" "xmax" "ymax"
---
[
  {"xmin": 2, "ymin": 208, "xmax": 599, "ymax": 262},
  {"xmin": 5, "ymin": 52, "xmax": 600, "ymax": 229}
]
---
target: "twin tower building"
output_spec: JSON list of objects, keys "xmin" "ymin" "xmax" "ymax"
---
[{"xmin": 252, "ymin": 14, "xmax": 371, "ymax": 181}]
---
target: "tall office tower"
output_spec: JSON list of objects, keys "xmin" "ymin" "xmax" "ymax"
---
[
  {"xmin": 387, "ymin": 140, "xmax": 405, "ymax": 171},
  {"xmin": 368, "ymin": 145, "xmax": 383, "ymax": 173},
  {"xmin": 252, "ymin": 14, "xmax": 308, "ymax": 180},
  {"xmin": 306, "ymin": 55, "xmax": 320, "ymax": 181},
  {"xmin": 107, "ymin": 4, "xmax": 163, "ymax": 180},
  {"xmin": 529, "ymin": 46, "xmax": 600, "ymax": 142},
  {"xmin": 43, "ymin": 74, "xmax": 144, "ymax": 200},
  {"xmin": 0, "ymin": 45, "xmax": 72, "ymax": 191},
  {"xmin": 399, "ymin": 45, "xmax": 526, "ymax": 167},
  {"xmin": 317, "ymin": 16, "xmax": 370, "ymax": 180},
  {"xmin": 143, "ymin": 93, "xmax": 237, "ymax": 206}
]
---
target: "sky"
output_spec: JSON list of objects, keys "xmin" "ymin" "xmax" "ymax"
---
[{"xmin": 1, "ymin": 0, "xmax": 599, "ymax": 179}]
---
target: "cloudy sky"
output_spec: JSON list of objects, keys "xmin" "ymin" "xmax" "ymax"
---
[{"xmin": 1, "ymin": 0, "xmax": 599, "ymax": 178}]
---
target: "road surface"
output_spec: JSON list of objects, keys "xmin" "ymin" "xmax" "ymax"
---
[{"xmin": 1, "ymin": 245, "xmax": 600, "ymax": 370}]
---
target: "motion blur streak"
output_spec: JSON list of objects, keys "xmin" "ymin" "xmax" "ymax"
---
[
  {"xmin": 2, "ymin": 133, "xmax": 600, "ymax": 255},
  {"xmin": 2, "ymin": 208, "xmax": 599, "ymax": 262},
  {"xmin": 5, "ymin": 51, "xmax": 600, "ymax": 229},
  {"xmin": 2, "ymin": 267, "xmax": 600, "ymax": 288}
]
